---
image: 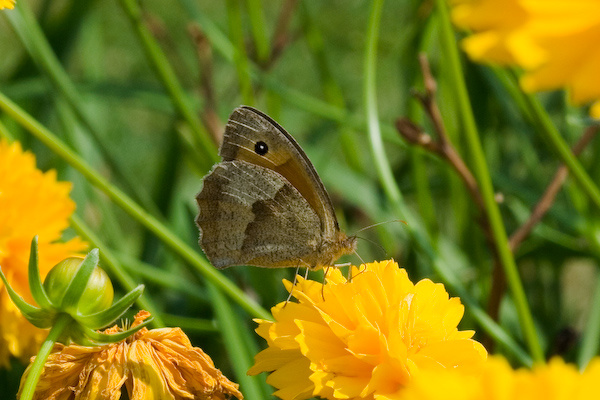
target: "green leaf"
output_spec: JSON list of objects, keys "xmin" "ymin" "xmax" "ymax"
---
[
  {"xmin": 82, "ymin": 318, "xmax": 154, "ymax": 344},
  {"xmin": 75, "ymin": 285, "xmax": 145, "ymax": 329},
  {"xmin": 61, "ymin": 248, "xmax": 99, "ymax": 311},
  {"xmin": 0, "ymin": 267, "xmax": 55, "ymax": 328},
  {"xmin": 27, "ymin": 236, "xmax": 53, "ymax": 310}
]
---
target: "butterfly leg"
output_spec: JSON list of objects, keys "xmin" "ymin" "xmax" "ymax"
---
[
  {"xmin": 320, "ymin": 266, "xmax": 332, "ymax": 300},
  {"xmin": 284, "ymin": 264, "xmax": 302, "ymax": 306},
  {"xmin": 347, "ymin": 250, "xmax": 367, "ymax": 281}
]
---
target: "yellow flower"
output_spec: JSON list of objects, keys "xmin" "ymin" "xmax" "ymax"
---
[
  {"xmin": 19, "ymin": 311, "xmax": 244, "ymax": 400},
  {"xmin": 401, "ymin": 355, "xmax": 600, "ymax": 400},
  {"xmin": 451, "ymin": 0, "xmax": 600, "ymax": 118},
  {"xmin": 399, "ymin": 356, "xmax": 514, "ymax": 400},
  {"xmin": 0, "ymin": 140, "xmax": 86, "ymax": 366},
  {"xmin": 0, "ymin": 0, "xmax": 15, "ymax": 10},
  {"xmin": 248, "ymin": 260, "xmax": 487, "ymax": 400}
]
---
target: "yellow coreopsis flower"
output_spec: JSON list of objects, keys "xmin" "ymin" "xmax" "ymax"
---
[
  {"xmin": 401, "ymin": 355, "xmax": 600, "ymax": 400},
  {"xmin": 0, "ymin": 140, "xmax": 86, "ymax": 366},
  {"xmin": 451, "ymin": 0, "xmax": 600, "ymax": 118},
  {"xmin": 20, "ymin": 311, "xmax": 243, "ymax": 400},
  {"xmin": 0, "ymin": 0, "xmax": 15, "ymax": 10},
  {"xmin": 248, "ymin": 260, "xmax": 487, "ymax": 400}
]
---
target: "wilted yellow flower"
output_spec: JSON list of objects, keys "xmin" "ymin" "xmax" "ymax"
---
[
  {"xmin": 0, "ymin": 140, "xmax": 86, "ymax": 366},
  {"xmin": 20, "ymin": 311, "xmax": 243, "ymax": 400},
  {"xmin": 401, "ymin": 355, "xmax": 600, "ymax": 400},
  {"xmin": 248, "ymin": 260, "xmax": 487, "ymax": 400},
  {"xmin": 451, "ymin": 0, "xmax": 600, "ymax": 118},
  {"xmin": 0, "ymin": 0, "xmax": 15, "ymax": 10}
]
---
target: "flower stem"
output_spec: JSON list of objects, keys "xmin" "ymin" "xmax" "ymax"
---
[
  {"xmin": 434, "ymin": 0, "xmax": 543, "ymax": 362},
  {"xmin": 245, "ymin": 0, "xmax": 270, "ymax": 64},
  {"xmin": 19, "ymin": 314, "xmax": 71, "ymax": 400},
  {"xmin": 578, "ymin": 266, "xmax": 600, "ymax": 369}
]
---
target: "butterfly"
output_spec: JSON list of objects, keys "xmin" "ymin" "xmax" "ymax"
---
[{"xmin": 196, "ymin": 106, "xmax": 356, "ymax": 269}]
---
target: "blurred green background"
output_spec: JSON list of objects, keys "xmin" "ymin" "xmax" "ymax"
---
[{"xmin": 1, "ymin": 0, "xmax": 599, "ymax": 398}]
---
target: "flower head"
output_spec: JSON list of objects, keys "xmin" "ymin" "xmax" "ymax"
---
[
  {"xmin": 248, "ymin": 260, "xmax": 487, "ymax": 400},
  {"xmin": 0, "ymin": 0, "xmax": 15, "ymax": 10},
  {"xmin": 0, "ymin": 140, "xmax": 86, "ymax": 365},
  {"xmin": 451, "ymin": 0, "xmax": 600, "ymax": 118},
  {"xmin": 400, "ymin": 355, "xmax": 600, "ymax": 400},
  {"xmin": 20, "ymin": 311, "xmax": 243, "ymax": 400}
]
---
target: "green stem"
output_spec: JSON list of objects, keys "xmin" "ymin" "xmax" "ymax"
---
[
  {"xmin": 578, "ymin": 269, "xmax": 600, "ymax": 369},
  {"xmin": 208, "ymin": 283, "xmax": 268, "ymax": 400},
  {"xmin": 577, "ymin": 237, "xmax": 600, "ymax": 368},
  {"xmin": 435, "ymin": 0, "xmax": 543, "ymax": 361},
  {"xmin": 0, "ymin": 91, "xmax": 270, "ymax": 321},
  {"xmin": 19, "ymin": 314, "xmax": 71, "ymax": 400},
  {"xmin": 363, "ymin": 0, "xmax": 532, "ymax": 366},
  {"xmin": 116, "ymin": 0, "xmax": 218, "ymax": 164},
  {"xmin": 365, "ymin": 0, "xmax": 401, "ymax": 207},
  {"xmin": 245, "ymin": 0, "xmax": 270, "ymax": 63}
]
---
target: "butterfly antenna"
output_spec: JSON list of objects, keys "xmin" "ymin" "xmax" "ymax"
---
[
  {"xmin": 352, "ymin": 219, "xmax": 406, "ymax": 235},
  {"xmin": 355, "ymin": 235, "xmax": 389, "ymax": 258}
]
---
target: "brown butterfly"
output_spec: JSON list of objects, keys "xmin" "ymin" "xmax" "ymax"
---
[{"xmin": 196, "ymin": 106, "xmax": 357, "ymax": 269}]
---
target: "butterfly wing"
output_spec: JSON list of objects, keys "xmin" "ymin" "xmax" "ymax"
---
[
  {"xmin": 196, "ymin": 160, "xmax": 322, "ymax": 269},
  {"xmin": 220, "ymin": 106, "xmax": 340, "ymax": 239}
]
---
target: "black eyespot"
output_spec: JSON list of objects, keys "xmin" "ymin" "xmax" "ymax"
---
[{"xmin": 254, "ymin": 141, "xmax": 269, "ymax": 156}]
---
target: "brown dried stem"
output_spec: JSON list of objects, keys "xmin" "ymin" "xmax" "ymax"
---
[
  {"xmin": 271, "ymin": 0, "xmax": 299, "ymax": 62},
  {"xmin": 509, "ymin": 125, "xmax": 599, "ymax": 251},
  {"xmin": 396, "ymin": 54, "xmax": 490, "ymax": 242},
  {"xmin": 487, "ymin": 125, "xmax": 600, "ymax": 325},
  {"xmin": 188, "ymin": 24, "xmax": 222, "ymax": 144},
  {"xmin": 396, "ymin": 53, "xmax": 600, "ymax": 345}
]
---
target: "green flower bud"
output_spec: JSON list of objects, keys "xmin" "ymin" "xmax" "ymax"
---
[
  {"xmin": 43, "ymin": 257, "xmax": 114, "ymax": 315},
  {"xmin": 0, "ymin": 237, "xmax": 148, "ymax": 346}
]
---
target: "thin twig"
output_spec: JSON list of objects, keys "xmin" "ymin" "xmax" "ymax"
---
[
  {"xmin": 509, "ymin": 125, "xmax": 599, "ymax": 250},
  {"xmin": 263, "ymin": 0, "xmax": 299, "ymax": 69},
  {"xmin": 487, "ymin": 125, "xmax": 600, "ymax": 327},
  {"xmin": 396, "ymin": 55, "xmax": 488, "ymax": 236},
  {"xmin": 188, "ymin": 24, "xmax": 222, "ymax": 144},
  {"xmin": 396, "ymin": 53, "xmax": 600, "ymax": 351}
]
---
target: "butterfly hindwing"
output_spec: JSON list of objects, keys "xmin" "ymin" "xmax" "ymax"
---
[{"xmin": 196, "ymin": 160, "xmax": 322, "ymax": 268}]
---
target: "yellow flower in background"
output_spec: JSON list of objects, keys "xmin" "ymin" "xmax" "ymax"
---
[
  {"xmin": 451, "ymin": 0, "xmax": 600, "ymax": 118},
  {"xmin": 400, "ymin": 356, "xmax": 514, "ymax": 400},
  {"xmin": 401, "ymin": 355, "xmax": 600, "ymax": 400},
  {"xmin": 20, "ymin": 311, "xmax": 243, "ymax": 400},
  {"xmin": 248, "ymin": 260, "xmax": 487, "ymax": 400},
  {"xmin": 0, "ymin": 140, "xmax": 86, "ymax": 366},
  {"xmin": 0, "ymin": 0, "xmax": 15, "ymax": 10}
]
